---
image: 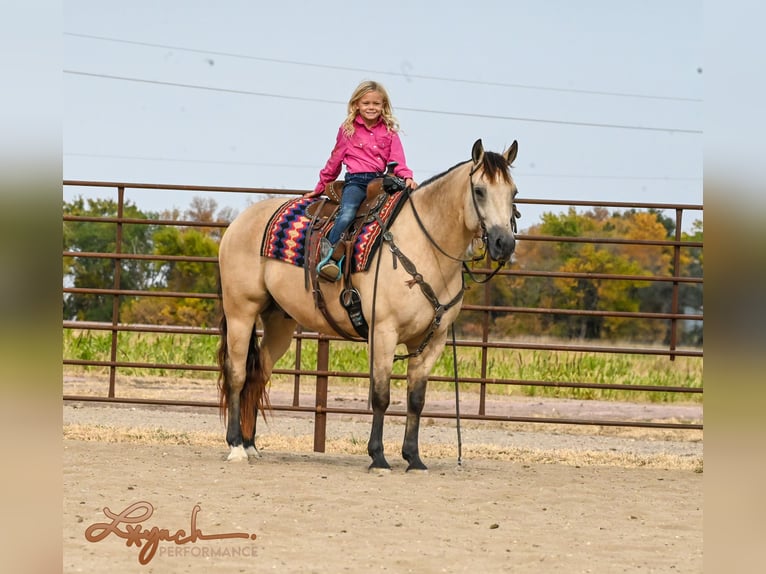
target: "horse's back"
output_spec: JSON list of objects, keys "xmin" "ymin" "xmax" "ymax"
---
[{"xmin": 220, "ymin": 196, "xmax": 287, "ymax": 259}]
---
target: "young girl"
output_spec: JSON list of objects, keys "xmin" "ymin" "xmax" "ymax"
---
[{"xmin": 306, "ymin": 80, "xmax": 417, "ymax": 280}]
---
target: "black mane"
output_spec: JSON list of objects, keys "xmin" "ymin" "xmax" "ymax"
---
[{"xmin": 418, "ymin": 151, "xmax": 511, "ymax": 189}]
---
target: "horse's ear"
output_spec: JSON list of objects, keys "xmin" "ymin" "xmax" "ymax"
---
[
  {"xmin": 504, "ymin": 140, "xmax": 518, "ymax": 165},
  {"xmin": 471, "ymin": 139, "xmax": 485, "ymax": 164}
]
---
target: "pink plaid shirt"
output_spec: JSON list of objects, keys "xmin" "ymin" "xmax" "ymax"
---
[{"xmin": 313, "ymin": 115, "xmax": 413, "ymax": 194}]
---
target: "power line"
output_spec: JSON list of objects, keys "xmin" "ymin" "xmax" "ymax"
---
[
  {"xmin": 64, "ymin": 152, "xmax": 702, "ymax": 182},
  {"xmin": 64, "ymin": 152, "xmax": 318, "ymax": 170},
  {"xmin": 64, "ymin": 32, "xmax": 702, "ymax": 103},
  {"xmin": 63, "ymin": 69, "xmax": 702, "ymax": 134}
]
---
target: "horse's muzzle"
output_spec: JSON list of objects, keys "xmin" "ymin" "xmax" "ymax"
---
[{"xmin": 487, "ymin": 226, "xmax": 516, "ymax": 262}]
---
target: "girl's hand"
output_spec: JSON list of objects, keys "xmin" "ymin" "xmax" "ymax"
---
[
  {"xmin": 303, "ymin": 190, "xmax": 322, "ymax": 198},
  {"xmin": 405, "ymin": 178, "xmax": 418, "ymax": 189}
]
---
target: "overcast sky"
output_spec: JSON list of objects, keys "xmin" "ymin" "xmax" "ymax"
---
[{"xmin": 63, "ymin": 0, "xmax": 703, "ymax": 229}]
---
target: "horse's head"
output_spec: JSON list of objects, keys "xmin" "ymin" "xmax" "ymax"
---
[{"xmin": 466, "ymin": 139, "xmax": 519, "ymax": 262}]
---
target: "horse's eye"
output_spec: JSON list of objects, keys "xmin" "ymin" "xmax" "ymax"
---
[{"xmin": 473, "ymin": 186, "xmax": 486, "ymax": 200}]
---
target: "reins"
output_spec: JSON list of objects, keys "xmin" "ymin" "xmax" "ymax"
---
[
  {"xmin": 374, "ymin": 216, "xmax": 465, "ymax": 362},
  {"xmin": 450, "ymin": 323, "xmax": 463, "ymax": 466},
  {"xmin": 404, "ymin": 165, "xmax": 512, "ymax": 285}
]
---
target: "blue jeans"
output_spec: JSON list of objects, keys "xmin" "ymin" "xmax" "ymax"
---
[{"xmin": 327, "ymin": 172, "xmax": 379, "ymax": 245}]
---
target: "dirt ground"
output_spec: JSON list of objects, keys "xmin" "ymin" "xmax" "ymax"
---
[{"xmin": 63, "ymin": 393, "xmax": 703, "ymax": 574}]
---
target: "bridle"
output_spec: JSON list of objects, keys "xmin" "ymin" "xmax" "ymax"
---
[
  {"xmin": 405, "ymin": 162, "xmax": 517, "ymax": 284},
  {"xmin": 368, "ymin": 162, "xmax": 517, "ymax": 360}
]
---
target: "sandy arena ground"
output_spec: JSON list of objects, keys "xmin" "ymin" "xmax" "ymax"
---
[{"xmin": 63, "ymin": 390, "xmax": 702, "ymax": 573}]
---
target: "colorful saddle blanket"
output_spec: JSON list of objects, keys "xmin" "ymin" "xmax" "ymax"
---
[{"xmin": 261, "ymin": 191, "xmax": 407, "ymax": 272}]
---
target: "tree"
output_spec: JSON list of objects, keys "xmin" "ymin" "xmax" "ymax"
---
[
  {"xmin": 120, "ymin": 197, "xmax": 234, "ymax": 327},
  {"xmin": 488, "ymin": 208, "xmax": 701, "ymax": 343},
  {"xmin": 63, "ymin": 197, "xmax": 157, "ymax": 321},
  {"xmin": 678, "ymin": 219, "xmax": 703, "ymax": 344}
]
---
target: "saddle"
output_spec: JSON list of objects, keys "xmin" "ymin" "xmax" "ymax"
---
[
  {"xmin": 305, "ymin": 177, "xmax": 388, "ymax": 221},
  {"xmin": 305, "ymin": 173, "xmax": 404, "ymax": 280},
  {"xmin": 304, "ymin": 172, "xmax": 407, "ymax": 340}
]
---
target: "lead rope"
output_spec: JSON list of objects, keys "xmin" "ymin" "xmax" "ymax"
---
[{"xmin": 451, "ymin": 324, "xmax": 463, "ymax": 466}]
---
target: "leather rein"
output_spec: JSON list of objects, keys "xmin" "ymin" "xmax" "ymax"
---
[
  {"xmin": 404, "ymin": 163, "xmax": 515, "ymax": 284},
  {"xmin": 375, "ymin": 166, "xmax": 517, "ymax": 360}
]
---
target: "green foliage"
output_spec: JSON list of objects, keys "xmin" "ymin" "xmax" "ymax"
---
[
  {"xmin": 63, "ymin": 330, "xmax": 702, "ymax": 403},
  {"xmin": 64, "ymin": 196, "xmax": 702, "ymax": 347},
  {"xmin": 121, "ymin": 226, "xmax": 220, "ymax": 327},
  {"xmin": 64, "ymin": 329, "xmax": 220, "ymax": 378},
  {"xmin": 63, "ymin": 197, "xmax": 159, "ymax": 321},
  {"xmin": 63, "ymin": 195, "xmax": 234, "ymax": 327}
]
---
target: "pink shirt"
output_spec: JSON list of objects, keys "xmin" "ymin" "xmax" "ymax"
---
[{"xmin": 314, "ymin": 115, "xmax": 414, "ymax": 193}]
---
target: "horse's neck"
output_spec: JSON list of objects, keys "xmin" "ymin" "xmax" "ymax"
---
[{"xmin": 406, "ymin": 166, "xmax": 473, "ymax": 258}]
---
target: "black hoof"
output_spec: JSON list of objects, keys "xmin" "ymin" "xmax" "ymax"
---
[
  {"xmin": 368, "ymin": 457, "xmax": 391, "ymax": 473},
  {"xmin": 405, "ymin": 460, "xmax": 428, "ymax": 473}
]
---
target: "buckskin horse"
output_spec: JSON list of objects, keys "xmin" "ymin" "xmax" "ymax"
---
[{"xmin": 217, "ymin": 139, "xmax": 519, "ymax": 472}]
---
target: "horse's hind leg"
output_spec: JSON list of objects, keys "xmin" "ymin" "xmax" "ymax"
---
[
  {"xmin": 221, "ymin": 312, "xmax": 259, "ymax": 462},
  {"xmin": 242, "ymin": 307, "xmax": 297, "ymax": 456}
]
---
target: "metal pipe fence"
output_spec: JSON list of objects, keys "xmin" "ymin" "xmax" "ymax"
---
[{"xmin": 63, "ymin": 180, "xmax": 704, "ymax": 449}]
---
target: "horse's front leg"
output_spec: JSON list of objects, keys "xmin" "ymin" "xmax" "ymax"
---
[
  {"xmin": 402, "ymin": 332, "xmax": 448, "ymax": 472},
  {"xmin": 402, "ymin": 375, "xmax": 427, "ymax": 472},
  {"xmin": 367, "ymin": 332, "xmax": 396, "ymax": 473}
]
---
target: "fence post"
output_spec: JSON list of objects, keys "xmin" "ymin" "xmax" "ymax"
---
[
  {"xmin": 313, "ymin": 334, "xmax": 330, "ymax": 452},
  {"xmin": 479, "ymin": 260, "xmax": 491, "ymax": 415},
  {"xmin": 108, "ymin": 186, "xmax": 125, "ymax": 397},
  {"xmin": 669, "ymin": 209, "xmax": 683, "ymax": 361},
  {"xmin": 293, "ymin": 326, "xmax": 303, "ymax": 406}
]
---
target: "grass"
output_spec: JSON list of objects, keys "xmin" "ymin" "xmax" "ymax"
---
[
  {"xmin": 63, "ymin": 329, "xmax": 702, "ymax": 404},
  {"xmin": 62, "ymin": 422, "xmax": 703, "ymax": 471}
]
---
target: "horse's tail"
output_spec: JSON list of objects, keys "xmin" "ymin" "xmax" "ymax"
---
[
  {"xmin": 216, "ymin": 312, "xmax": 230, "ymax": 423},
  {"xmin": 217, "ymin": 313, "xmax": 271, "ymax": 439}
]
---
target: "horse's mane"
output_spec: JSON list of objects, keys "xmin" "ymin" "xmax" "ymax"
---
[{"xmin": 418, "ymin": 151, "xmax": 512, "ymax": 190}]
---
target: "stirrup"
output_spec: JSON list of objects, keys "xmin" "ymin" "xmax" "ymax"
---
[{"xmin": 317, "ymin": 254, "xmax": 343, "ymax": 282}]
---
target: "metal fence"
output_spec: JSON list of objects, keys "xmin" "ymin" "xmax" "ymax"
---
[{"xmin": 62, "ymin": 180, "xmax": 704, "ymax": 449}]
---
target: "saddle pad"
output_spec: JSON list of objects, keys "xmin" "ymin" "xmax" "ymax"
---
[{"xmin": 260, "ymin": 191, "xmax": 407, "ymax": 272}]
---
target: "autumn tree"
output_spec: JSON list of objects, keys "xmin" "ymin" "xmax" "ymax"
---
[{"xmin": 483, "ymin": 208, "xmax": 702, "ymax": 344}]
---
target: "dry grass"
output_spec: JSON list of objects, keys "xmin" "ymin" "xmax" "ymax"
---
[{"xmin": 63, "ymin": 423, "xmax": 703, "ymax": 472}]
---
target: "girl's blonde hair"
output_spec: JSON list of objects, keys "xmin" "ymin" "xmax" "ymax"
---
[{"xmin": 341, "ymin": 80, "xmax": 400, "ymax": 137}]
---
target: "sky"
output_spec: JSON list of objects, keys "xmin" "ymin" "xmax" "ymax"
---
[{"xmin": 63, "ymin": 0, "xmax": 703, "ymax": 230}]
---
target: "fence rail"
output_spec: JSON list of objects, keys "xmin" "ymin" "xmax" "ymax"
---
[{"xmin": 63, "ymin": 180, "xmax": 704, "ymax": 447}]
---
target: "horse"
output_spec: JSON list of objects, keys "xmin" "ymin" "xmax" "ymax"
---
[{"xmin": 217, "ymin": 139, "xmax": 519, "ymax": 472}]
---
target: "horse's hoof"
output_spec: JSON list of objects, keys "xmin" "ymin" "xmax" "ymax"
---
[
  {"xmin": 368, "ymin": 466, "xmax": 392, "ymax": 475},
  {"xmin": 406, "ymin": 466, "xmax": 429, "ymax": 474},
  {"xmin": 227, "ymin": 445, "xmax": 248, "ymax": 462},
  {"xmin": 244, "ymin": 445, "xmax": 261, "ymax": 458}
]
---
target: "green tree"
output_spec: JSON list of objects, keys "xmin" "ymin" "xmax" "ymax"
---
[
  {"xmin": 120, "ymin": 197, "xmax": 234, "ymax": 327},
  {"xmin": 63, "ymin": 197, "xmax": 157, "ymax": 321}
]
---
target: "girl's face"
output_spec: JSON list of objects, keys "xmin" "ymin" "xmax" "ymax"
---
[{"xmin": 355, "ymin": 90, "xmax": 384, "ymax": 127}]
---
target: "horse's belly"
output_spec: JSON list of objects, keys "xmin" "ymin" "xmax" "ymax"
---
[
  {"xmin": 264, "ymin": 262, "xmax": 355, "ymax": 333},
  {"xmin": 263, "ymin": 260, "xmax": 448, "ymax": 341}
]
